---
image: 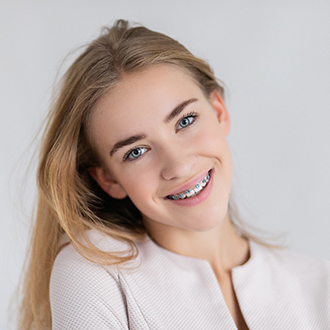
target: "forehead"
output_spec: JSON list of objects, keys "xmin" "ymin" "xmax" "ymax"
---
[
  {"xmin": 90, "ymin": 64, "xmax": 205, "ymax": 151},
  {"xmin": 97, "ymin": 64, "xmax": 202, "ymax": 111}
]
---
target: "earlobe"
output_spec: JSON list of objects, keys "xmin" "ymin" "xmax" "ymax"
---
[
  {"xmin": 209, "ymin": 90, "xmax": 231, "ymax": 136},
  {"xmin": 88, "ymin": 167, "xmax": 127, "ymax": 200}
]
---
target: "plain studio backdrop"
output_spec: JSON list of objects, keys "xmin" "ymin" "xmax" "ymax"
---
[{"xmin": 1, "ymin": 0, "xmax": 330, "ymax": 328}]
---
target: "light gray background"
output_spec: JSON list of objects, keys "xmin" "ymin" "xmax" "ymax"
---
[{"xmin": 1, "ymin": 0, "xmax": 330, "ymax": 328}]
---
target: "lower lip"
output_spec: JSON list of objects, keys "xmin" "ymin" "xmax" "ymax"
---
[{"xmin": 165, "ymin": 169, "xmax": 213, "ymax": 207}]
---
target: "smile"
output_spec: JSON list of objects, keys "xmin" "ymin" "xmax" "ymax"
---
[{"xmin": 167, "ymin": 171, "xmax": 211, "ymax": 200}]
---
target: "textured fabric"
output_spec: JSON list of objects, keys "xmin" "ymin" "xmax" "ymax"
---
[{"xmin": 50, "ymin": 230, "xmax": 330, "ymax": 329}]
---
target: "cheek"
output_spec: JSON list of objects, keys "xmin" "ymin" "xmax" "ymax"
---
[
  {"xmin": 120, "ymin": 169, "xmax": 155, "ymax": 204},
  {"xmin": 193, "ymin": 122, "xmax": 230, "ymax": 156},
  {"xmin": 124, "ymin": 178, "xmax": 161, "ymax": 222}
]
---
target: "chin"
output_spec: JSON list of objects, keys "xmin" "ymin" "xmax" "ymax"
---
[{"xmin": 182, "ymin": 205, "xmax": 229, "ymax": 232}]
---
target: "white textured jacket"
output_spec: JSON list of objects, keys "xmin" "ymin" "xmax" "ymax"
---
[{"xmin": 50, "ymin": 230, "xmax": 330, "ymax": 329}]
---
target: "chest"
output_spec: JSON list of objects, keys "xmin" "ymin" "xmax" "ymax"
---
[
  {"xmin": 116, "ymin": 242, "xmax": 330, "ymax": 329},
  {"xmin": 120, "ymin": 264, "xmax": 238, "ymax": 329},
  {"xmin": 217, "ymin": 273, "xmax": 249, "ymax": 330}
]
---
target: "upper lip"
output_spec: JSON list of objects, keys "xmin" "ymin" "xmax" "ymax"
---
[{"xmin": 165, "ymin": 169, "xmax": 211, "ymax": 197}]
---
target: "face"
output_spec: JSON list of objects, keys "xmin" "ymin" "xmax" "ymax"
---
[{"xmin": 89, "ymin": 64, "xmax": 233, "ymax": 238}]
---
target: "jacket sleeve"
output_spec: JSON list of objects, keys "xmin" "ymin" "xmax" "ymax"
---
[{"xmin": 50, "ymin": 244, "xmax": 128, "ymax": 330}]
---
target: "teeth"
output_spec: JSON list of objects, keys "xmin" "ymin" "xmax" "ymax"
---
[
  {"xmin": 167, "ymin": 171, "xmax": 211, "ymax": 200},
  {"xmin": 194, "ymin": 184, "xmax": 202, "ymax": 193},
  {"xmin": 186, "ymin": 190, "xmax": 195, "ymax": 198}
]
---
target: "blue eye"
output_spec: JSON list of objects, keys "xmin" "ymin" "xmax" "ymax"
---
[
  {"xmin": 177, "ymin": 113, "xmax": 197, "ymax": 130},
  {"xmin": 124, "ymin": 147, "xmax": 147, "ymax": 161}
]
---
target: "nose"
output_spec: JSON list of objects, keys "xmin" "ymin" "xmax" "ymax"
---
[{"xmin": 160, "ymin": 143, "xmax": 196, "ymax": 181}]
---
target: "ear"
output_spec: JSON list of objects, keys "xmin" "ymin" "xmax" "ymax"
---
[
  {"xmin": 88, "ymin": 167, "xmax": 127, "ymax": 200},
  {"xmin": 209, "ymin": 90, "xmax": 231, "ymax": 136}
]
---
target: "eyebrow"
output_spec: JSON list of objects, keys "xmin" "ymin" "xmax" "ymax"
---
[
  {"xmin": 164, "ymin": 98, "xmax": 198, "ymax": 123},
  {"xmin": 110, "ymin": 98, "xmax": 198, "ymax": 157},
  {"xmin": 110, "ymin": 134, "xmax": 147, "ymax": 156}
]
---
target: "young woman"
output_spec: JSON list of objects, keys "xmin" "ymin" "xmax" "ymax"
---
[{"xmin": 19, "ymin": 20, "xmax": 330, "ymax": 330}]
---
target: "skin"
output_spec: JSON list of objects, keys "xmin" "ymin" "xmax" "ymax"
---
[{"xmin": 89, "ymin": 64, "xmax": 249, "ymax": 329}]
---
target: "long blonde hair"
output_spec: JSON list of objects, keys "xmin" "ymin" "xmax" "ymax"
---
[{"xmin": 19, "ymin": 19, "xmax": 265, "ymax": 329}]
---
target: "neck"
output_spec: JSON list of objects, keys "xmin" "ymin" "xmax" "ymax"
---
[{"xmin": 146, "ymin": 213, "xmax": 250, "ymax": 275}]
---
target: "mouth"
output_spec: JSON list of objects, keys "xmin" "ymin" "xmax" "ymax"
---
[{"xmin": 166, "ymin": 170, "xmax": 211, "ymax": 200}]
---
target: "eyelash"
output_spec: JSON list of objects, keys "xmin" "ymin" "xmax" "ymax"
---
[
  {"xmin": 123, "ymin": 146, "xmax": 148, "ymax": 162},
  {"xmin": 123, "ymin": 111, "xmax": 198, "ymax": 162},
  {"xmin": 176, "ymin": 111, "xmax": 198, "ymax": 132}
]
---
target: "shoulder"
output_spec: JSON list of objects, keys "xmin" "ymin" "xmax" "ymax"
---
[
  {"xmin": 51, "ymin": 230, "xmax": 133, "ymax": 284},
  {"xmin": 233, "ymin": 241, "xmax": 330, "ymax": 328},
  {"xmin": 243, "ymin": 241, "xmax": 330, "ymax": 300},
  {"xmin": 250, "ymin": 241, "xmax": 330, "ymax": 278},
  {"xmin": 50, "ymin": 230, "xmax": 133, "ymax": 329}
]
